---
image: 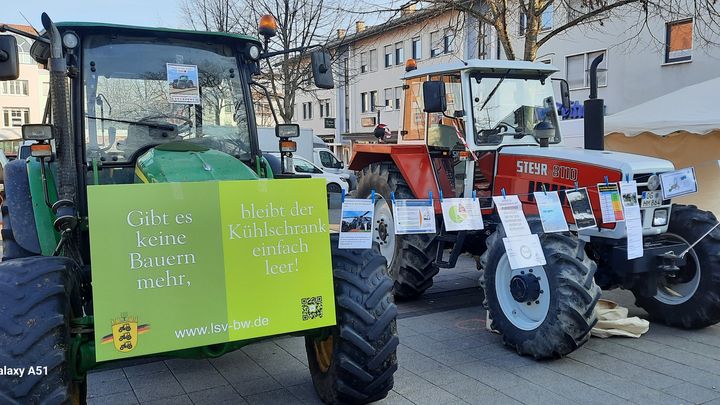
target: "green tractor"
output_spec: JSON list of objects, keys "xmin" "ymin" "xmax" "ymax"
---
[{"xmin": 0, "ymin": 13, "xmax": 398, "ymax": 404}]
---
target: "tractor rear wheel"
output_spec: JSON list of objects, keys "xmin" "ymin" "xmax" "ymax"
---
[
  {"xmin": 356, "ymin": 162, "xmax": 439, "ymax": 299},
  {"xmin": 306, "ymin": 236, "xmax": 398, "ymax": 404},
  {"xmin": 479, "ymin": 219, "xmax": 601, "ymax": 359},
  {"xmin": 633, "ymin": 205, "xmax": 720, "ymax": 328},
  {"xmin": 0, "ymin": 256, "xmax": 84, "ymax": 404}
]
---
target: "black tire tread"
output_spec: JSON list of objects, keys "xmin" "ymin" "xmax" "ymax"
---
[
  {"xmin": 306, "ymin": 237, "xmax": 398, "ymax": 404},
  {"xmin": 356, "ymin": 162, "xmax": 439, "ymax": 300},
  {"xmin": 0, "ymin": 256, "xmax": 80, "ymax": 404},
  {"xmin": 478, "ymin": 218, "xmax": 601, "ymax": 359},
  {"xmin": 634, "ymin": 204, "xmax": 720, "ymax": 329}
]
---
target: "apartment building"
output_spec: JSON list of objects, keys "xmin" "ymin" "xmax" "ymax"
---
[
  {"xmin": 292, "ymin": 7, "xmax": 493, "ymax": 154},
  {"xmin": 0, "ymin": 24, "xmax": 49, "ymax": 149}
]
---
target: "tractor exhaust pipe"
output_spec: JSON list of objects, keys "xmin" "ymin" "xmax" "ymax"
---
[
  {"xmin": 41, "ymin": 13, "xmax": 78, "ymax": 234},
  {"xmin": 584, "ymin": 54, "xmax": 604, "ymax": 151}
]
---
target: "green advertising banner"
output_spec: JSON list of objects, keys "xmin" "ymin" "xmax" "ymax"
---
[{"xmin": 88, "ymin": 178, "xmax": 336, "ymax": 361}]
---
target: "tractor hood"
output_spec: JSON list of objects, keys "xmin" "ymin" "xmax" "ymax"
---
[
  {"xmin": 134, "ymin": 141, "xmax": 258, "ymax": 183},
  {"xmin": 501, "ymin": 146, "xmax": 675, "ymax": 175}
]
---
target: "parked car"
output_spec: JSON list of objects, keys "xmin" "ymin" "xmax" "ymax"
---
[{"xmin": 263, "ymin": 153, "xmax": 348, "ymax": 195}]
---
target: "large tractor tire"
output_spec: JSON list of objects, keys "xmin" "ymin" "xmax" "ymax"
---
[
  {"xmin": 633, "ymin": 205, "xmax": 720, "ymax": 329},
  {"xmin": 479, "ymin": 218, "xmax": 601, "ymax": 359},
  {"xmin": 356, "ymin": 162, "xmax": 439, "ymax": 300},
  {"xmin": 0, "ymin": 256, "xmax": 84, "ymax": 404},
  {"xmin": 306, "ymin": 236, "xmax": 398, "ymax": 404}
]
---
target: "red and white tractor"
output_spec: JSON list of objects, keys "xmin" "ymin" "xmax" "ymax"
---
[{"xmin": 350, "ymin": 59, "xmax": 720, "ymax": 358}]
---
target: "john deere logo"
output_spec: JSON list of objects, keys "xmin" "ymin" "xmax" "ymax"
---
[{"xmin": 101, "ymin": 315, "xmax": 149, "ymax": 354}]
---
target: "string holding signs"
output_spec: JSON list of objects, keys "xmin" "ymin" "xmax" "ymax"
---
[
  {"xmin": 660, "ymin": 167, "xmax": 698, "ymax": 199},
  {"xmin": 440, "ymin": 197, "xmax": 484, "ymax": 231}
]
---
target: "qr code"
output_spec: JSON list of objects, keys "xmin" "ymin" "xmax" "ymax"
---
[{"xmin": 301, "ymin": 296, "xmax": 323, "ymax": 321}]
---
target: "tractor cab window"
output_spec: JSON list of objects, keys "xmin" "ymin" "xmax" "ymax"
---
[
  {"xmin": 82, "ymin": 35, "xmax": 252, "ymax": 166},
  {"xmin": 427, "ymin": 74, "xmax": 465, "ymax": 150},
  {"xmin": 470, "ymin": 74, "xmax": 560, "ymax": 145},
  {"xmin": 402, "ymin": 77, "xmax": 426, "ymax": 141}
]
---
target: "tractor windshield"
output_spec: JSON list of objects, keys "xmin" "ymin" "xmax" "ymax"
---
[
  {"xmin": 470, "ymin": 75, "xmax": 560, "ymax": 145},
  {"xmin": 82, "ymin": 35, "xmax": 252, "ymax": 164}
]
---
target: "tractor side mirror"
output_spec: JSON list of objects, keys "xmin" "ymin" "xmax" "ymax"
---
[
  {"xmin": 0, "ymin": 35, "xmax": 20, "ymax": 81},
  {"xmin": 422, "ymin": 81, "xmax": 447, "ymax": 113},
  {"xmin": 310, "ymin": 50, "xmax": 334, "ymax": 89},
  {"xmin": 553, "ymin": 78, "xmax": 571, "ymax": 111}
]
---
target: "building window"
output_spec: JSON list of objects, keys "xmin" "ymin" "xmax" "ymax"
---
[
  {"xmin": 2, "ymin": 108, "xmax": 30, "ymax": 127},
  {"xmin": 412, "ymin": 37, "xmax": 422, "ymax": 59},
  {"xmin": 1, "ymin": 80, "xmax": 29, "ymax": 96},
  {"xmin": 395, "ymin": 42, "xmax": 404, "ymax": 65},
  {"xmin": 302, "ymin": 102, "xmax": 313, "ymax": 120},
  {"xmin": 566, "ymin": 50, "xmax": 607, "ymax": 90},
  {"xmin": 430, "ymin": 31, "xmax": 441, "ymax": 57},
  {"xmin": 360, "ymin": 52, "xmax": 368, "ymax": 73},
  {"xmin": 384, "ymin": 88, "xmax": 393, "ymax": 107},
  {"xmin": 665, "ymin": 19, "xmax": 693, "ymax": 63},
  {"xmin": 319, "ymin": 99, "xmax": 330, "ymax": 117},
  {"xmin": 384, "ymin": 45, "xmax": 393, "ymax": 68},
  {"xmin": 16, "ymin": 37, "xmax": 33, "ymax": 65},
  {"xmin": 361, "ymin": 92, "xmax": 368, "ymax": 113},
  {"xmin": 370, "ymin": 91, "xmax": 378, "ymax": 112},
  {"xmin": 541, "ymin": 5, "xmax": 553, "ymax": 30},
  {"xmin": 369, "ymin": 49, "xmax": 377, "ymax": 71},
  {"xmin": 394, "ymin": 86, "xmax": 402, "ymax": 109},
  {"xmin": 443, "ymin": 29, "xmax": 455, "ymax": 54}
]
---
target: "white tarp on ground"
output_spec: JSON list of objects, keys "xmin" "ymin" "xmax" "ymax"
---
[{"xmin": 604, "ymin": 77, "xmax": 720, "ymax": 136}]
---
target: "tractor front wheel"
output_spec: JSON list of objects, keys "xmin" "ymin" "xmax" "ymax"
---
[
  {"xmin": 356, "ymin": 162, "xmax": 439, "ymax": 299},
  {"xmin": 633, "ymin": 205, "xmax": 720, "ymax": 328},
  {"xmin": 0, "ymin": 256, "xmax": 84, "ymax": 403},
  {"xmin": 306, "ymin": 236, "xmax": 398, "ymax": 404},
  {"xmin": 479, "ymin": 219, "xmax": 601, "ymax": 359}
]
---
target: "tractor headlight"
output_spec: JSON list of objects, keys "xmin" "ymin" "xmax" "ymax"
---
[
  {"xmin": 248, "ymin": 44, "xmax": 261, "ymax": 61},
  {"xmin": 647, "ymin": 174, "xmax": 660, "ymax": 191},
  {"xmin": 653, "ymin": 209, "xmax": 668, "ymax": 226},
  {"xmin": 62, "ymin": 32, "xmax": 79, "ymax": 49}
]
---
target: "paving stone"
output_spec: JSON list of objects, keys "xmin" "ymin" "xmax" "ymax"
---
[
  {"xmin": 245, "ymin": 388, "xmax": 300, "ymax": 405},
  {"xmin": 431, "ymin": 348, "xmax": 484, "ymax": 367},
  {"xmin": 398, "ymin": 385, "xmax": 465, "ymax": 405},
  {"xmin": 273, "ymin": 370, "xmax": 312, "ymax": 387},
  {"xmin": 417, "ymin": 364, "xmax": 478, "ymax": 387},
  {"xmin": 499, "ymin": 382, "xmax": 576, "ymax": 405},
  {"xmin": 452, "ymin": 361, "xmax": 525, "ymax": 389},
  {"xmin": 127, "ymin": 370, "xmax": 185, "ymax": 402},
  {"xmin": 210, "ymin": 350, "xmax": 269, "ymax": 382},
  {"xmin": 123, "ymin": 361, "xmax": 169, "ymax": 378},
  {"xmin": 187, "ymin": 385, "xmax": 247, "ymax": 405},
  {"xmin": 87, "ymin": 368, "xmax": 126, "ymax": 384},
  {"xmin": 230, "ymin": 375, "xmax": 282, "ymax": 396},
  {"xmin": 661, "ymin": 382, "xmax": 720, "ymax": 403},
  {"xmin": 141, "ymin": 394, "xmax": 193, "ymax": 405},
  {"xmin": 286, "ymin": 382, "xmax": 324, "ymax": 404},
  {"xmin": 87, "ymin": 390, "xmax": 139, "ymax": 405},
  {"xmin": 376, "ymin": 390, "xmax": 416, "ymax": 404},
  {"xmin": 86, "ymin": 375, "xmax": 132, "ymax": 398},
  {"xmin": 165, "ymin": 359, "xmax": 228, "ymax": 393},
  {"xmin": 391, "ymin": 368, "xmax": 434, "ymax": 396}
]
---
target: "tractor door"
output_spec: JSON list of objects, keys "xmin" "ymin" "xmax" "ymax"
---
[{"xmin": 424, "ymin": 73, "xmax": 469, "ymax": 199}]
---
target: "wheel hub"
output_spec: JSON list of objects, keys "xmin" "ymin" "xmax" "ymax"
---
[
  {"xmin": 377, "ymin": 219, "xmax": 389, "ymax": 243},
  {"xmin": 510, "ymin": 272, "xmax": 541, "ymax": 303}
]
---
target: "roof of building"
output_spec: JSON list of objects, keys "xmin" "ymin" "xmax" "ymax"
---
[
  {"xmin": 403, "ymin": 59, "xmax": 559, "ymax": 79},
  {"xmin": 3, "ymin": 24, "xmax": 38, "ymax": 35}
]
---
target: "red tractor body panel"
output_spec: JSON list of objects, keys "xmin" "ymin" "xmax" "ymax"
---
[
  {"xmin": 494, "ymin": 152, "xmax": 623, "ymax": 229},
  {"xmin": 350, "ymin": 144, "xmax": 442, "ymax": 212}
]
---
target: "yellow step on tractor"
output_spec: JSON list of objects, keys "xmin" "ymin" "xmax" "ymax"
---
[{"xmin": 0, "ymin": 13, "xmax": 397, "ymax": 404}]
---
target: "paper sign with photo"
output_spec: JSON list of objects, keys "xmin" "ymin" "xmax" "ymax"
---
[
  {"xmin": 167, "ymin": 63, "xmax": 201, "ymax": 104},
  {"xmin": 597, "ymin": 183, "xmax": 625, "ymax": 223},
  {"xmin": 566, "ymin": 188, "xmax": 597, "ymax": 230},
  {"xmin": 493, "ymin": 195, "xmax": 531, "ymax": 237},
  {"xmin": 393, "ymin": 199, "xmax": 436, "ymax": 234},
  {"xmin": 660, "ymin": 167, "xmax": 698, "ymax": 199},
  {"xmin": 620, "ymin": 181, "xmax": 643, "ymax": 260},
  {"xmin": 502, "ymin": 234, "xmax": 547, "ymax": 270},
  {"xmin": 338, "ymin": 198, "xmax": 374, "ymax": 249},
  {"xmin": 441, "ymin": 198, "xmax": 484, "ymax": 231},
  {"xmin": 533, "ymin": 191, "xmax": 569, "ymax": 233}
]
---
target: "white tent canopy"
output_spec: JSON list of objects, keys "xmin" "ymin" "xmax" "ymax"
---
[{"xmin": 604, "ymin": 77, "xmax": 720, "ymax": 136}]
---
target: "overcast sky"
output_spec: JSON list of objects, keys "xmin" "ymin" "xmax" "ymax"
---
[{"xmin": 3, "ymin": 0, "xmax": 186, "ymax": 29}]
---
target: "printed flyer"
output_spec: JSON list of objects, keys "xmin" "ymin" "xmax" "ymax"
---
[
  {"xmin": 597, "ymin": 183, "xmax": 625, "ymax": 223},
  {"xmin": 502, "ymin": 234, "xmax": 547, "ymax": 270},
  {"xmin": 88, "ymin": 179, "xmax": 336, "ymax": 361},
  {"xmin": 533, "ymin": 191, "xmax": 569, "ymax": 233},
  {"xmin": 566, "ymin": 188, "xmax": 597, "ymax": 230},
  {"xmin": 338, "ymin": 198, "xmax": 374, "ymax": 249},
  {"xmin": 660, "ymin": 167, "xmax": 698, "ymax": 199},
  {"xmin": 620, "ymin": 181, "xmax": 644, "ymax": 260},
  {"xmin": 393, "ymin": 199, "xmax": 436, "ymax": 234},
  {"xmin": 167, "ymin": 63, "xmax": 201, "ymax": 104},
  {"xmin": 493, "ymin": 195, "xmax": 531, "ymax": 237},
  {"xmin": 440, "ymin": 198, "xmax": 484, "ymax": 231}
]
